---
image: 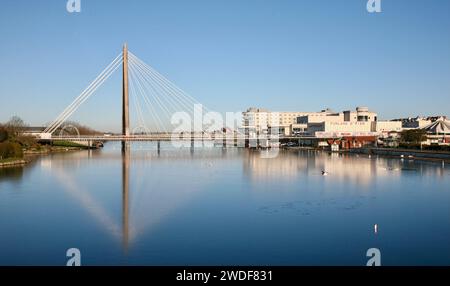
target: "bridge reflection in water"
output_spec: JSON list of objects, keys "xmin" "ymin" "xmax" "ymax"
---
[
  {"xmin": 43, "ymin": 144, "xmax": 216, "ymax": 251},
  {"xmin": 122, "ymin": 149, "xmax": 130, "ymax": 252},
  {"xmin": 38, "ymin": 144, "xmax": 448, "ymax": 255}
]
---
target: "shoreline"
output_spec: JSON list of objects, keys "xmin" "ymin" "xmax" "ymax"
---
[
  {"xmin": 0, "ymin": 159, "xmax": 28, "ymax": 167},
  {"xmin": 351, "ymin": 147, "xmax": 450, "ymax": 163},
  {"xmin": 3, "ymin": 145, "xmax": 450, "ymax": 168},
  {"xmin": 0, "ymin": 146, "xmax": 88, "ymax": 168},
  {"xmin": 283, "ymin": 146, "xmax": 450, "ymax": 163}
]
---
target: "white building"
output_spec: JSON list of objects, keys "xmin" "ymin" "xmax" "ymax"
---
[
  {"xmin": 373, "ymin": 121, "xmax": 403, "ymax": 139},
  {"xmin": 298, "ymin": 107, "xmax": 379, "ymax": 136},
  {"xmin": 242, "ymin": 107, "xmax": 326, "ymax": 136},
  {"xmin": 343, "ymin": 107, "xmax": 378, "ymax": 122},
  {"xmin": 242, "ymin": 106, "xmax": 405, "ymax": 138}
]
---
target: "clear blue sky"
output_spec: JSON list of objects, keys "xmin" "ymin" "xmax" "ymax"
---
[{"xmin": 0, "ymin": 0, "xmax": 449, "ymax": 131}]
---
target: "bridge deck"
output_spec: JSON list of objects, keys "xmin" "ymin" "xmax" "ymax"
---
[{"xmin": 38, "ymin": 135, "xmax": 308, "ymax": 142}]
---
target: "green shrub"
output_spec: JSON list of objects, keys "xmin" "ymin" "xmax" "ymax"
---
[
  {"xmin": 0, "ymin": 127, "xmax": 8, "ymax": 142},
  {"xmin": 400, "ymin": 129, "xmax": 427, "ymax": 144},
  {"xmin": 16, "ymin": 135, "xmax": 37, "ymax": 148},
  {"xmin": 0, "ymin": 142, "xmax": 23, "ymax": 159}
]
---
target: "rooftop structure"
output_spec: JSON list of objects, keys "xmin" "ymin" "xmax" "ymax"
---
[{"xmin": 422, "ymin": 118, "xmax": 450, "ymax": 135}]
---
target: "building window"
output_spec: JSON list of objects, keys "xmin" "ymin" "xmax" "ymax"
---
[{"xmin": 357, "ymin": 116, "xmax": 368, "ymax": 122}]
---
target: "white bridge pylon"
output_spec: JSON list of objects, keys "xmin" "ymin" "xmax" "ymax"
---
[{"xmin": 40, "ymin": 48, "xmax": 215, "ymax": 139}]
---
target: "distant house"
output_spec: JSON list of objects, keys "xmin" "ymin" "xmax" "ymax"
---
[{"xmin": 20, "ymin": 127, "xmax": 46, "ymax": 137}]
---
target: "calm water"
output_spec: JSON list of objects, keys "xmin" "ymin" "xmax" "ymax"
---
[{"xmin": 0, "ymin": 142, "xmax": 449, "ymax": 266}]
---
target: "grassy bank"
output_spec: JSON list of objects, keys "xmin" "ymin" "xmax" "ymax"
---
[
  {"xmin": 2, "ymin": 142, "xmax": 91, "ymax": 167},
  {"xmin": 51, "ymin": 141, "xmax": 89, "ymax": 148},
  {"xmin": 0, "ymin": 157, "xmax": 23, "ymax": 163}
]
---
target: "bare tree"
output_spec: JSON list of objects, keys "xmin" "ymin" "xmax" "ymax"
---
[
  {"xmin": 60, "ymin": 121, "xmax": 102, "ymax": 136},
  {"xmin": 5, "ymin": 116, "xmax": 27, "ymax": 137}
]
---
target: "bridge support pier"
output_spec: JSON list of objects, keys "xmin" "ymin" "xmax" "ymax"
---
[
  {"xmin": 157, "ymin": 140, "xmax": 161, "ymax": 155},
  {"xmin": 122, "ymin": 142, "xmax": 130, "ymax": 153},
  {"xmin": 122, "ymin": 43, "xmax": 130, "ymax": 153}
]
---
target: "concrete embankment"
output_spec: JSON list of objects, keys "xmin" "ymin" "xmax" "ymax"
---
[
  {"xmin": 0, "ymin": 159, "xmax": 27, "ymax": 168},
  {"xmin": 1, "ymin": 146, "xmax": 90, "ymax": 168},
  {"xmin": 351, "ymin": 148, "xmax": 450, "ymax": 162}
]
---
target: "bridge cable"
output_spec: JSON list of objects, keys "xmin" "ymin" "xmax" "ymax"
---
[
  {"xmin": 129, "ymin": 56, "xmax": 197, "ymax": 118},
  {"xmin": 129, "ymin": 53, "xmax": 214, "ymax": 115},
  {"xmin": 129, "ymin": 57, "xmax": 194, "ymax": 124},
  {"xmin": 44, "ymin": 53, "xmax": 123, "ymax": 133},
  {"xmin": 44, "ymin": 53, "xmax": 123, "ymax": 134},
  {"xmin": 129, "ymin": 65, "xmax": 166, "ymax": 133},
  {"xmin": 129, "ymin": 63, "xmax": 168, "ymax": 133},
  {"xmin": 128, "ymin": 67, "xmax": 150, "ymax": 133},
  {"xmin": 129, "ymin": 63, "xmax": 174, "ymax": 131}
]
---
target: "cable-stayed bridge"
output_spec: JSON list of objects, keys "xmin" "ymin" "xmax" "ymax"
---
[{"xmin": 39, "ymin": 44, "xmax": 260, "ymax": 150}]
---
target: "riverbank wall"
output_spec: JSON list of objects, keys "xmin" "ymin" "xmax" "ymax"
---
[
  {"xmin": 351, "ymin": 148, "xmax": 450, "ymax": 162},
  {"xmin": 0, "ymin": 159, "xmax": 27, "ymax": 168}
]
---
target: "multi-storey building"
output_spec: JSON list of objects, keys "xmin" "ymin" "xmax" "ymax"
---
[{"xmin": 242, "ymin": 107, "xmax": 336, "ymax": 136}]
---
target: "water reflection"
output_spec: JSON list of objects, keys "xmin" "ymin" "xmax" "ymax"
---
[
  {"xmin": 37, "ymin": 144, "xmax": 222, "ymax": 251},
  {"xmin": 2, "ymin": 142, "xmax": 448, "ymax": 265},
  {"xmin": 0, "ymin": 166, "xmax": 24, "ymax": 182},
  {"xmin": 41, "ymin": 149, "xmax": 132, "ymax": 251},
  {"xmin": 243, "ymin": 150, "xmax": 448, "ymax": 187},
  {"xmin": 49, "ymin": 167, "xmax": 122, "ymax": 238},
  {"xmin": 122, "ymin": 149, "xmax": 130, "ymax": 252}
]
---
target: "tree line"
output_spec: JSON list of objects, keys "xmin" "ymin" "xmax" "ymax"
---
[
  {"xmin": 0, "ymin": 116, "xmax": 32, "ymax": 160},
  {"xmin": 1, "ymin": 116, "xmax": 101, "ymax": 161}
]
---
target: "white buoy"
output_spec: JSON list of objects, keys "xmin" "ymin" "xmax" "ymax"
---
[{"xmin": 374, "ymin": 224, "xmax": 378, "ymax": 234}]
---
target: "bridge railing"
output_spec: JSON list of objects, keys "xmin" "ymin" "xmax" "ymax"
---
[{"xmin": 37, "ymin": 132, "xmax": 305, "ymax": 141}]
